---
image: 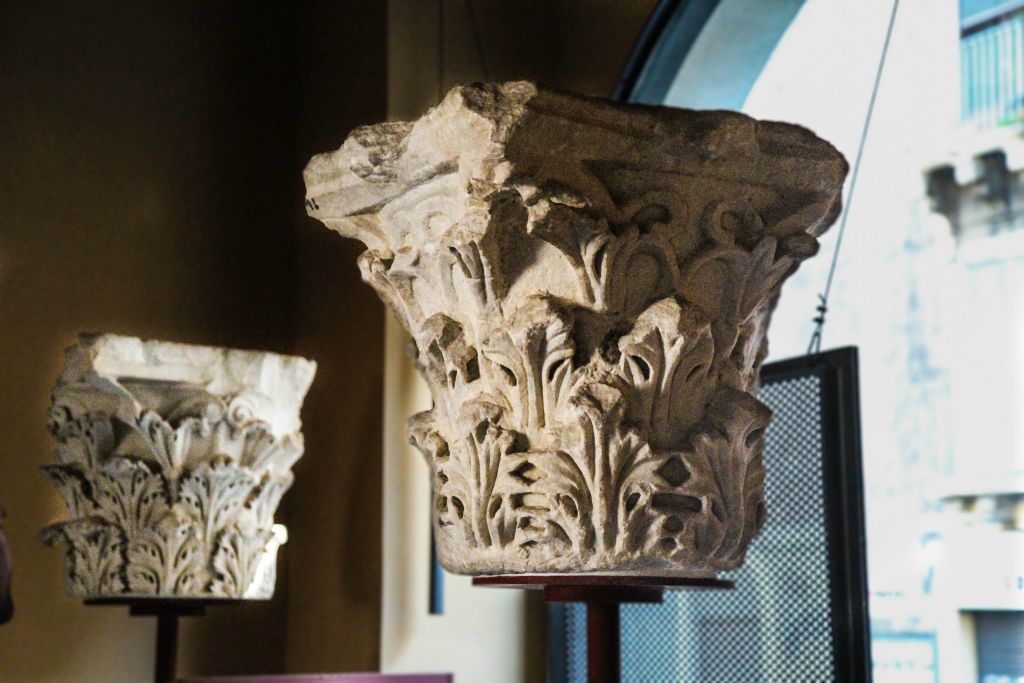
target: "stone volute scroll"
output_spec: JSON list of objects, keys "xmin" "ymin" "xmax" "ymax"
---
[
  {"xmin": 304, "ymin": 82, "xmax": 848, "ymax": 576},
  {"xmin": 42, "ymin": 334, "xmax": 316, "ymax": 599}
]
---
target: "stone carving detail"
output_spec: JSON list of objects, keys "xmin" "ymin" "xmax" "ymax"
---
[
  {"xmin": 42, "ymin": 334, "xmax": 315, "ymax": 598},
  {"xmin": 305, "ymin": 82, "xmax": 847, "ymax": 575}
]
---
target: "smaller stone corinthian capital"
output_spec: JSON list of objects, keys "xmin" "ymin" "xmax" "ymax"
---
[
  {"xmin": 42, "ymin": 333, "xmax": 316, "ymax": 599},
  {"xmin": 305, "ymin": 81, "xmax": 847, "ymax": 575}
]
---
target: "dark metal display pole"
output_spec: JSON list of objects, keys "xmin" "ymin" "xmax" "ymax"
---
[
  {"xmin": 154, "ymin": 611, "xmax": 180, "ymax": 683},
  {"xmin": 86, "ymin": 599, "xmax": 240, "ymax": 683},
  {"xmin": 474, "ymin": 575, "xmax": 733, "ymax": 683},
  {"xmin": 585, "ymin": 597, "xmax": 625, "ymax": 681}
]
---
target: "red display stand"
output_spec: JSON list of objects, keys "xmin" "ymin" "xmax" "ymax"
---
[{"xmin": 473, "ymin": 575, "xmax": 734, "ymax": 683}]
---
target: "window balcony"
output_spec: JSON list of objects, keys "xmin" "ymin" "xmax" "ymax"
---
[{"xmin": 961, "ymin": 1, "xmax": 1024, "ymax": 129}]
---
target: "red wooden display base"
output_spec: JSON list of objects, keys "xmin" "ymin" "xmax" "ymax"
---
[
  {"xmin": 473, "ymin": 575, "xmax": 734, "ymax": 683},
  {"xmin": 86, "ymin": 599, "xmax": 245, "ymax": 683}
]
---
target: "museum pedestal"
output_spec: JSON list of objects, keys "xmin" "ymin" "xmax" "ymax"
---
[{"xmin": 474, "ymin": 575, "xmax": 733, "ymax": 683}]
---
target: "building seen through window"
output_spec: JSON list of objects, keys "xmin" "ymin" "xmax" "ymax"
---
[{"xmin": 619, "ymin": 1, "xmax": 1024, "ymax": 680}]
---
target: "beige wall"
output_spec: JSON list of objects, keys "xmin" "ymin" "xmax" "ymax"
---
[
  {"xmin": 381, "ymin": 3, "xmax": 656, "ymax": 682},
  {"xmin": 0, "ymin": 2, "xmax": 385, "ymax": 681}
]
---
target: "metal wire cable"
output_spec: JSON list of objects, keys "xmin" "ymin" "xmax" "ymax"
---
[{"xmin": 808, "ymin": 0, "xmax": 901, "ymax": 355}]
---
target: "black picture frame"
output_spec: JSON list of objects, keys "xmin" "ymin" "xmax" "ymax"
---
[{"xmin": 758, "ymin": 347, "xmax": 871, "ymax": 682}]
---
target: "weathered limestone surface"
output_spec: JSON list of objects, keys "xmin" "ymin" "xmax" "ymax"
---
[
  {"xmin": 42, "ymin": 334, "xmax": 316, "ymax": 598},
  {"xmin": 305, "ymin": 82, "xmax": 847, "ymax": 575}
]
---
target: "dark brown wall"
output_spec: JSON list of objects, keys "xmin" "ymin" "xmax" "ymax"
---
[
  {"xmin": 0, "ymin": 2, "xmax": 385, "ymax": 680},
  {"xmin": 285, "ymin": 1, "xmax": 387, "ymax": 673},
  {"xmin": 429, "ymin": 0, "xmax": 655, "ymax": 101}
]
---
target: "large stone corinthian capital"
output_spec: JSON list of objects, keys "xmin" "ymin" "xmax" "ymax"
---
[{"xmin": 305, "ymin": 82, "xmax": 847, "ymax": 575}]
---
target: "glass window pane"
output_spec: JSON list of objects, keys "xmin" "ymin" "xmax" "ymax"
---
[{"xmin": 617, "ymin": 1, "xmax": 1024, "ymax": 680}]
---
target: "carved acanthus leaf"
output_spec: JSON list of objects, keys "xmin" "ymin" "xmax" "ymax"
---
[
  {"xmin": 618, "ymin": 297, "xmax": 715, "ymax": 448},
  {"xmin": 125, "ymin": 412, "xmax": 212, "ymax": 474},
  {"xmin": 179, "ymin": 460, "xmax": 260, "ymax": 550},
  {"xmin": 126, "ymin": 511, "xmax": 204, "ymax": 596},
  {"xmin": 686, "ymin": 389, "xmax": 771, "ymax": 565},
  {"xmin": 93, "ymin": 459, "xmax": 170, "ymax": 542},
  {"xmin": 42, "ymin": 520, "xmax": 126, "ymax": 596},
  {"xmin": 209, "ymin": 528, "xmax": 274, "ymax": 598},
  {"xmin": 42, "ymin": 465, "xmax": 96, "ymax": 519},
  {"xmin": 481, "ymin": 297, "xmax": 575, "ymax": 435},
  {"xmin": 52, "ymin": 417, "xmax": 114, "ymax": 470}
]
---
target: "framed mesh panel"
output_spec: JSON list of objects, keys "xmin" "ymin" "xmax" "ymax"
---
[{"xmin": 550, "ymin": 347, "xmax": 870, "ymax": 683}]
